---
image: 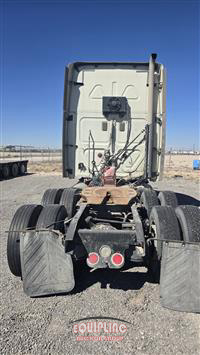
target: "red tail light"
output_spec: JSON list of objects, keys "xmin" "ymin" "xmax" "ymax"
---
[
  {"xmin": 87, "ymin": 252, "xmax": 99, "ymax": 267},
  {"xmin": 111, "ymin": 253, "xmax": 124, "ymax": 267}
]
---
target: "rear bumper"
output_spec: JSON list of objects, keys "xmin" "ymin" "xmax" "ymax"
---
[{"xmin": 78, "ymin": 229, "xmax": 143, "ymax": 268}]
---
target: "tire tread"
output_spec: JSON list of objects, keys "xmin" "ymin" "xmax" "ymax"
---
[{"xmin": 7, "ymin": 204, "xmax": 43, "ymax": 276}]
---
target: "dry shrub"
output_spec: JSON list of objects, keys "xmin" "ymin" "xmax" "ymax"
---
[{"xmin": 28, "ymin": 161, "xmax": 62, "ymax": 175}]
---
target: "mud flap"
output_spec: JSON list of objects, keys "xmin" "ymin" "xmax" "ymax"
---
[
  {"xmin": 160, "ymin": 242, "xmax": 200, "ymax": 313},
  {"xmin": 20, "ymin": 230, "xmax": 75, "ymax": 297}
]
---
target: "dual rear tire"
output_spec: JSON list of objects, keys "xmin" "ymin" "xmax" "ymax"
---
[
  {"xmin": 7, "ymin": 204, "xmax": 68, "ymax": 277},
  {"xmin": 41, "ymin": 188, "xmax": 64, "ymax": 205},
  {"xmin": 41, "ymin": 187, "xmax": 80, "ymax": 218},
  {"xmin": 7, "ymin": 187, "xmax": 81, "ymax": 278},
  {"xmin": 148, "ymin": 206, "xmax": 181, "ymax": 282},
  {"xmin": 175, "ymin": 205, "xmax": 200, "ymax": 242},
  {"xmin": 140, "ymin": 189, "xmax": 178, "ymax": 217},
  {"xmin": 148, "ymin": 204, "xmax": 200, "ymax": 282},
  {"xmin": 140, "ymin": 189, "xmax": 159, "ymax": 217},
  {"xmin": 36, "ymin": 205, "xmax": 67, "ymax": 234},
  {"xmin": 7, "ymin": 205, "xmax": 43, "ymax": 277},
  {"xmin": 158, "ymin": 191, "xmax": 178, "ymax": 208}
]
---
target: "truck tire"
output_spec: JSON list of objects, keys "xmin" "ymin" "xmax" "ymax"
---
[
  {"xmin": 11, "ymin": 163, "xmax": 18, "ymax": 177},
  {"xmin": 2, "ymin": 166, "xmax": 10, "ymax": 179},
  {"xmin": 36, "ymin": 205, "xmax": 67, "ymax": 233},
  {"xmin": 19, "ymin": 163, "xmax": 26, "ymax": 175},
  {"xmin": 158, "ymin": 191, "xmax": 178, "ymax": 208},
  {"xmin": 41, "ymin": 188, "xmax": 64, "ymax": 206},
  {"xmin": 7, "ymin": 204, "xmax": 43, "ymax": 277},
  {"xmin": 150, "ymin": 206, "xmax": 181, "ymax": 258},
  {"xmin": 175, "ymin": 205, "xmax": 200, "ymax": 242},
  {"xmin": 148, "ymin": 206, "xmax": 181, "ymax": 282},
  {"xmin": 59, "ymin": 188, "xmax": 80, "ymax": 218},
  {"xmin": 140, "ymin": 189, "xmax": 159, "ymax": 217}
]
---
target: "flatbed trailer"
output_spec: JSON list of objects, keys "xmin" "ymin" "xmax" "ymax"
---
[{"xmin": 0, "ymin": 160, "xmax": 28, "ymax": 179}]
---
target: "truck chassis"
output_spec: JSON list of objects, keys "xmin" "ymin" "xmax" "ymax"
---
[
  {"xmin": 6, "ymin": 53, "xmax": 200, "ymax": 313},
  {"xmin": 7, "ymin": 182, "xmax": 200, "ymax": 313}
]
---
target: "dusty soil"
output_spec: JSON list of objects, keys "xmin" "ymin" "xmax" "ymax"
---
[
  {"xmin": 164, "ymin": 154, "xmax": 200, "ymax": 180},
  {"xmin": 27, "ymin": 154, "xmax": 200, "ymax": 181},
  {"xmin": 0, "ymin": 174, "xmax": 200, "ymax": 354},
  {"xmin": 28, "ymin": 161, "xmax": 62, "ymax": 175}
]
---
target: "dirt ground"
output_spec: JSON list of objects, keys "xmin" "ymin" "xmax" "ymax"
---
[
  {"xmin": 27, "ymin": 154, "xmax": 200, "ymax": 181},
  {"xmin": 28, "ymin": 161, "xmax": 62, "ymax": 175},
  {"xmin": 164, "ymin": 154, "xmax": 200, "ymax": 180},
  {"xmin": 0, "ymin": 173, "xmax": 200, "ymax": 355}
]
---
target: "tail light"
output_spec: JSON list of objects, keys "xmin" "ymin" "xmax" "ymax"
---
[
  {"xmin": 87, "ymin": 252, "xmax": 99, "ymax": 267},
  {"xmin": 111, "ymin": 252, "xmax": 124, "ymax": 267}
]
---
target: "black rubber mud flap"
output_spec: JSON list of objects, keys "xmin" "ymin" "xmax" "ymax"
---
[
  {"xmin": 20, "ymin": 230, "xmax": 75, "ymax": 297},
  {"xmin": 160, "ymin": 241, "xmax": 200, "ymax": 313}
]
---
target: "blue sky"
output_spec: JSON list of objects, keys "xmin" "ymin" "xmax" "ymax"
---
[{"xmin": 1, "ymin": 0, "xmax": 199, "ymax": 149}]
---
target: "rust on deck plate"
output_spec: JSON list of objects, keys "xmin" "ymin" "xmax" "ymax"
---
[{"xmin": 81, "ymin": 186, "xmax": 137, "ymax": 205}]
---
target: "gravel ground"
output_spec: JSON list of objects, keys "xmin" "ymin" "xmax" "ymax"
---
[{"xmin": 0, "ymin": 174, "xmax": 200, "ymax": 355}]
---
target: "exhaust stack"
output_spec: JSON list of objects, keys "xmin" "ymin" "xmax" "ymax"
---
[{"xmin": 147, "ymin": 53, "xmax": 157, "ymax": 179}]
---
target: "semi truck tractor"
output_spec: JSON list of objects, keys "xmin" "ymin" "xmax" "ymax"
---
[{"xmin": 7, "ymin": 54, "xmax": 200, "ymax": 313}]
